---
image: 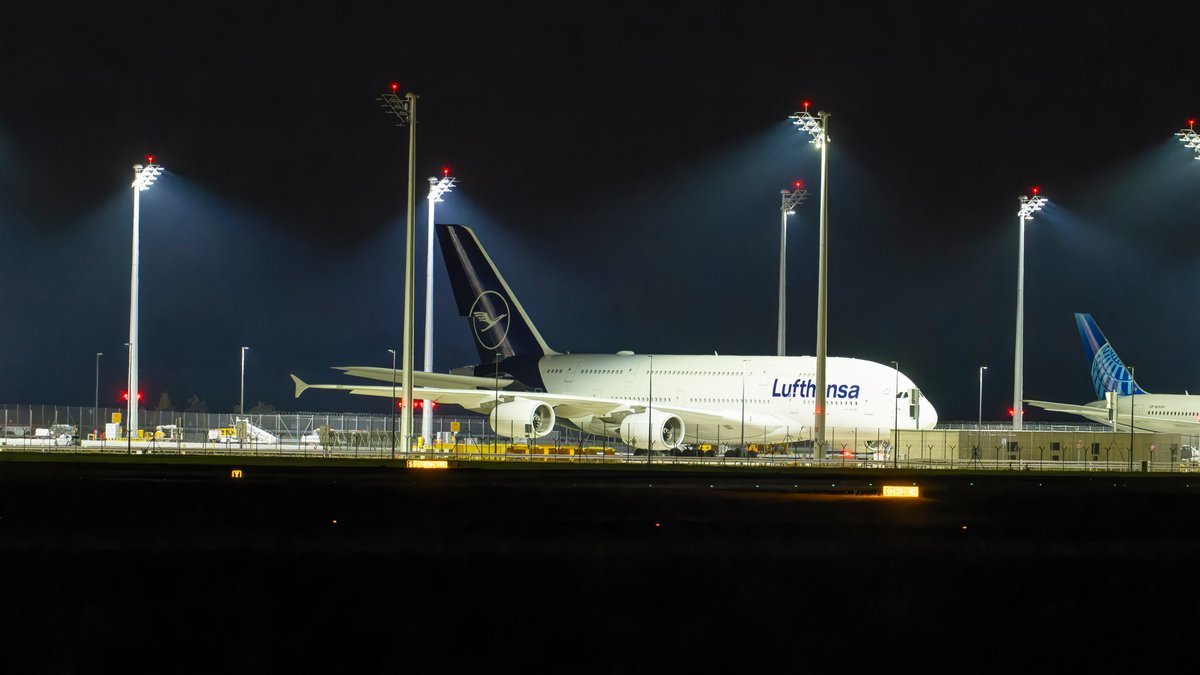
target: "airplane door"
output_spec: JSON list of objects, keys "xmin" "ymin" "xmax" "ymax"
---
[{"xmin": 565, "ymin": 359, "xmax": 580, "ymax": 383}]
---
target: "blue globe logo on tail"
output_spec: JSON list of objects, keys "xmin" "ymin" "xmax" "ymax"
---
[
  {"xmin": 1076, "ymin": 313, "xmax": 1145, "ymax": 399},
  {"xmin": 1091, "ymin": 344, "xmax": 1137, "ymax": 397}
]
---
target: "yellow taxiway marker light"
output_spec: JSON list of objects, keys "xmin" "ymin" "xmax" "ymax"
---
[
  {"xmin": 406, "ymin": 459, "xmax": 449, "ymax": 469},
  {"xmin": 881, "ymin": 485, "xmax": 919, "ymax": 498},
  {"xmin": 230, "ymin": 469, "xmax": 243, "ymax": 479}
]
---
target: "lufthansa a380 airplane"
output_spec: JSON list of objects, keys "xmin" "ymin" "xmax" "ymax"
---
[
  {"xmin": 1026, "ymin": 313, "xmax": 1200, "ymax": 433},
  {"xmin": 290, "ymin": 224, "xmax": 938, "ymax": 451}
]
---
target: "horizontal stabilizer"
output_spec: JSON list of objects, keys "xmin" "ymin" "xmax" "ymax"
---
[
  {"xmin": 1025, "ymin": 399, "xmax": 1106, "ymax": 417},
  {"xmin": 290, "ymin": 374, "xmax": 309, "ymax": 398},
  {"xmin": 292, "ymin": 374, "xmax": 377, "ymax": 398},
  {"xmin": 332, "ymin": 366, "xmax": 515, "ymax": 389}
]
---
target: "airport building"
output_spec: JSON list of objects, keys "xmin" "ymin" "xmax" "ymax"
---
[{"xmin": 883, "ymin": 427, "xmax": 1196, "ymax": 469}]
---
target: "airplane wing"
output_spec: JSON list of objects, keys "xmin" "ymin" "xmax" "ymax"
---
[
  {"xmin": 1024, "ymin": 399, "xmax": 1108, "ymax": 417},
  {"xmin": 291, "ymin": 375, "xmax": 779, "ymax": 431}
]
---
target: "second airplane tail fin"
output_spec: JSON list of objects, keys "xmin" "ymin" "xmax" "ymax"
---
[
  {"xmin": 437, "ymin": 224, "xmax": 558, "ymax": 368},
  {"xmin": 1075, "ymin": 313, "xmax": 1146, "ymax": 398}
]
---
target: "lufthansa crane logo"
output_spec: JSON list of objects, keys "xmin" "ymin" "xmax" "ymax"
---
[{"xmin": 468, "ymin": 290, "xmax": 510, "ymax": 350}]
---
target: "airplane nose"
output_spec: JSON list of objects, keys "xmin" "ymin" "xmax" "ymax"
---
[{"xmin": 922, "ymin": 397, "xmax": 939, "ymax": 429}]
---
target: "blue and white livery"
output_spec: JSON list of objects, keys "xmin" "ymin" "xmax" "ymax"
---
[
  {"xmin": 292, "ymin": 224, "xmax": 938, "ymax": 451},
  {"xmin": 1027, "ymin": 313, "xmax": 1200, "ymax": 433}
]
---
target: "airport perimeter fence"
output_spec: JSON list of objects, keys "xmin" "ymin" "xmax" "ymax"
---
[{"xmin": 3, "ymin": 403, "xmax": 1199, "ymax": 472}]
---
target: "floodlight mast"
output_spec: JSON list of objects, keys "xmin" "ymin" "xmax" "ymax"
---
[
  {"xmin": 128, "ymin": 159, "xmax": 162, "ymax": 442},
  {"xmin": 777, "ymin": 184, "xmax": 808, "ymax": 356},
  {"xmin": 378, "ymin": 83, "xmax": 418, "ymax": 457},
  {"xmin": 1013, "ymin": 190, "xmax": 1047, "ymax": 431},
  {"xmin": 423, "ymin": 170, "xmax": 456, "ymax": 448},
  {"xmin": 789, "ymin": 102, "xmax": 830, "ymax": 458},
  {"xmin": 1176, "ymin": 119, "xmax": 1200, "ymax": 159}
]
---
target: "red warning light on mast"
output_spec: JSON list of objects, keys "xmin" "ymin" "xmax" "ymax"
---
[
  {"xmin": 794, "ymin": 180, "xmax": 804, "ymax": 190},
  {"xmin": 443, "ymin": 166, "xmax": 451, "ymax": 177},
  {"xmin": 1031, "ymin": 185, "xmax": 1040, "ymax": 196},
  {"xmin": 390, "ymin": 82, "xmax": 399, "ymax": 92},
  {"xmin": 801, "ymin": 99, "xmax": 811, "ymax": 111},
  {"xmin": 145, "ymin": 154, "xmax": 155, "ymax": 164},
  {"xmin": 1190, "ymin": 119, "xmax": 1196, "ymax": 129}
]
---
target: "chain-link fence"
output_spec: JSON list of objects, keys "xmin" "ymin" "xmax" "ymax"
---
[{"xmin": 3, "ymin": 403, "xmax": 1198, "ymax": 471}]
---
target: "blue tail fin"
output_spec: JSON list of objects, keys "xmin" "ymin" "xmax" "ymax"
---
[
  {"xmin": 437, "ymin": 224, "xmax": 558, "ymax": 368},
  {"xmin": 1075, "ymin": 313, "xmax": 1145, "ymax": 398}
]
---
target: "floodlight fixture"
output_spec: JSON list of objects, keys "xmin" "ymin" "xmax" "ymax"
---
[
  {"xmin": 378, "ymin": 84, "xmax": 413, "ymax": 126},
  {"xmin": 1018, "ymin": 194, "xmax": 1047, "ymax": 219},
  {"xmin": 1176, "ymin": 119, "xmax": 1200, "ymax": 159},
  {"xmin": 422, "ymin": 169, "xmax": 457, "ymax": 447},
  {"xmin": 789, "ymin": 110, "xmax": 826, "ymax": 147},
  {"xmin": 1013, "ymin": 187, "xmax": 1047, "ymax": 431},
  {"xmin": 777, "ymin": 183, "xmax": 809, "ymax": 356},
  {"xmin": 131, "ymin": 161, "xmax": 162, "ymax": 191},
  {"xmin": 428, "ymin": 173, "xmax": 456, "ymax": 203},
  {"xmin": 781, "ymin": 181, "xmax": 808, "ymax": 215}
]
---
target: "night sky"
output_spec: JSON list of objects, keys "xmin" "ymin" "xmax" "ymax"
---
[{"xmin": 2, "ymin": 1, "xmax": 1198, "ymax": 421}]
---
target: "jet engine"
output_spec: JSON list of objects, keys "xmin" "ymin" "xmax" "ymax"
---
[
  {"xmin": 619, "ymin": 411, "xmax": 685, "ymax": 451},
  {"xmin": 489, "ymin": 399, "xmax": 555, "ymax": 438}
]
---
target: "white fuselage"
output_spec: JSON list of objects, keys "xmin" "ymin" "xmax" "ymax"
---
[
  {"xmin": 536, "ymin": 353, "xmax": 937, "ymax": 445},
  {"xmin": 1073, "ymin": 394, "xmax": 1200, "ymax": 433}
]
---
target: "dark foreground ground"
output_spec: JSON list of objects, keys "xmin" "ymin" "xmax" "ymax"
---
[{"xmin": 2, "ymin": 455, "xmax": 1199, "ymax": 672}]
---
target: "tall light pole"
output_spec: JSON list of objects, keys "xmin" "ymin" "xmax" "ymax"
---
[
  {"xmin": 123, "ymin": 342, "xmax": 131, "ymax": 452},
  {"xmin": 777, "ymin": 181, "xmax": 808, "ymax": 356},
  {"xmin": 423, "ymin": 168, "xmax": 456, "ymax": 447},
  {"xmin": 891, "ymin": 360, "xmax": 899, "ymax": 469},
  {"xmin": 128, "ymin": 157, "xmax": 162, "ymax": 441},
  {"xmin": 1129, "ymin": 365, "xmax": 1136, "ymax": 471},
  {"xmin": 978, "ymin": 366, "xmax": 987, "ymax": 430},
  {"xmin": 379, "ymin": 82, "xmax": 418, "ymax": 456},
  {"xmin": 977, "ymin": 365, "xmax": 987, "ymax": 464},
  {"xmin": 388, "ymin": 348, "xmax": 397, "ymax": 458},
  {"xmin": 1013, "ymin": 187, "xmax": 1047, "ymax": 431},
  {"xmin": 493, "ymin": 351, "xmax": 501, "ymax": 456},
  {"xmin": 790, "ymin": 101, "xmax": 830, "ymax": 458},
  {"xmin": 740, "ymin": 359, "xmax": 747, "ymax": 456},
  {"xmin": 1177, "ymin": 118, "xmax": 1200, "ymax": 159},
  {"xmin": 239, "ymin": 346, "xmax": 249, "ymax": 416},
  {"xmin": 648, "ymin": 354, "xmax": 654, "ymax": 465},
  {"xmin": 94, "ymin": 352, "xmax": 103, "ymax": 434}
]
